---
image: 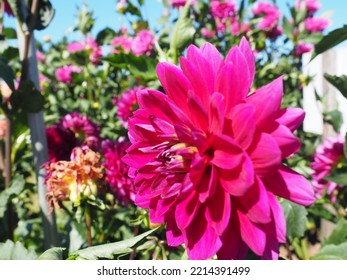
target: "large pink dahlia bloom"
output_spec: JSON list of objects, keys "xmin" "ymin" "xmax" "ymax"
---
[{"xmin": 123, "ymin": 38, "xmax": 315, "ymax": 260}]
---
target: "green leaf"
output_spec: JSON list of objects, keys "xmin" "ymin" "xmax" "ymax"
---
[
  {"xmin": 3, "ymin": 28, "xmax": 17, "ymax": 39},
  {"xmin": 38, "ymin": 247, "xmax": 67, "ymax": 260},
  {"xmin": 324, "ymin": 174, "xmax": 347, "ymax": 186},
  {"xmin": 169, "ymin": 1, "xmax": 195, "ymax": 53},
  {"xmin": 0, "ymin": 59, "xmax": 15, "ymax": 90},
  {"xmin": 282, "ymin": 16, "xmax": 293, "ymax": 39},
  {"xmin": 0, "ymin": 240, "xmax": 37, "ymax": 260},
  {"xmin": 70, "ymin": 227, "xmax": 160, "ymax": 260},
  {"xmin": 96, "ymin": 27, "xmax": 116, "ymax": 45},
  {"xmin": 307, "ymin": 204, "xmax": 337, "ymax": 223},
  {"xmin": 311, "ymin": 25, "xmax": 347, "ymax": 61},
  {"xmin": 0, "ymin": 175, "xmax": 25, "ymax": 218},
  {"xmin": 303, "ymin": 33, "xmax": 324, "ymax": 44},
  {"xmin": 323, "ymin": 219, "xmax": 347, "ymax": 246},
  {"xmin": 323, "ymin": 109, "xmax": 343, "ymax": 133},
  {"xmin": 344, "ymin": 133, "xmax": 347, "ymax": 160},
  {"xmin": 324, "ymin": 73, "xmax": 347, "ymax": 100},
  {"xmin": 312, "ymin": 242, "xmax": 347, "ymax": 260},
  {"xmin": 34, "ymin": 0, "xmax": 55, "ymax": 30},
  {"xmin": 7, "ymin": 0, "xmax": 24, "ymax": 24},
  {"xmin": 75, "ymin": 3, "xmax": 95, "ymax": 35},
  {"xmin": 281, "ymin": 200, "xmax": 308, "ymax": 239}
]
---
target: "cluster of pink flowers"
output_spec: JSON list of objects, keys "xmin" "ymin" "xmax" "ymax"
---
[
  {"xmin": 167, "ymin": 0, "xmax": 196, "ymax": 8},
  {"xmin": 102, "ymin": 139, "xmax": 135, "ymax": 205},
  {"xmin": 123, "ymin": 38, "xmax": 315, "ymax": 260},
  {"xmin": 310, "ymin": 135, "xmax": 345, "ymax": 202},
  {"xmin": 113, "ymin": 86, "xmax": 141, "ymax": 127},
  {"xmin": 111, "ymin": 29, "xmax": 155, "ymax": 56},
  {"xmin": 46, "ymin": 112, "xmax": 100, "ymax": 162},
  {"xmin": 296, "ymin": 0, "xmax": 320, "ymax": 15},
  {"xmin": 210, "ymin": 0, "xmax": 237, "ymax": 33},
  {"xmin": 252, "ymin": 2, "xmax": 282, "ymax": 38},
  {"xmin": 55, "ymin": 65, "xmax": 82, "ymax": 84},
  {"xmin": 36, "ymin": 50, "xmax": 46, "ymax": 64},
  {"xmin": 67, "ymin": 36, "xmax": 103, "ymax": 65},
  {"xmin": 304, "ymin": 17, "xmax": 329, "ymax": 33}
]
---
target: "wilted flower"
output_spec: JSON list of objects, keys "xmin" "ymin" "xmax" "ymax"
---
[
  {"xmin": 45, "ymin": 147, "xmax": 104, "ymax": 210},
  {"xmin": 55, "ymin": 65, "xmax": 82, "ymax": 84},
  {"xmin": 102, "ymin": 139, "xmax": 135, "ymax": 205},
  {"xmin": 123, "ymin": 38, "xmax": 315, "ymax": 260},
  {"xmin": 311, "ymin": 135, "xmax": 345, "ymax": 202},
  {"xmin": 113, "ymin": 86, "xmax": 141, "ymax": 127},
  {"xmin": 295, "ymin": 42, "xmax": 314, "ymax": 56},
  {"xmin": 304, "ymin": 17, "xmax": 329, "ymax": 33},
  {"xmin": 131, "ymin": 30, "xmax": 155, "ymax": 56}
]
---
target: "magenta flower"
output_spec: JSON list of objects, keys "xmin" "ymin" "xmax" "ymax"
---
[
  {"xmin": 201, "ymin": 28, "xmax": 216, "ymax": 38},
  {"xmin": 67, "ymin": 36, "xmax": 103, "ymax": 65},
  {"xmin": 295, "ymin": 42, "xmax": 314, "ymax": 56},
  {"xmin": 102, "ymin": 139, "xmax": 135, "ymax": 205},
  {"xmin": 131, "ymin": 30, "xmax": 155, "ymax": 57},
  {"xmin": 123, "ymin": 38, "xmax": 315, "ymax": 260},
  {"xmin": 210, "ymin": 0, "xmax": 237, "ymax": 20},
  {"xmin": 230, "ymin": 20, "xmax": 250, "ymax": 36},
  {"xmin": 311, "ymin": 135, "xmax": 345, "ymax": 202},
  {"xmin": 295, "ymin": 0, "xmax": 320, "ymax": 14},
  {"xmin": 113, "ymin": 86, "xmax": 141, "ymax": 127},
  {"xmin": 252, "ymin": 2, "xmax": 281, "ymax": 31},
  {"xmin": 60, "ymin": 112, "xmax": 100, "ymax": 150},
  {"xmin": 36, "ymin": 50, "xmax": 45, "ymax": 64},
  {"xmin": 167, "ymin": 0, "xmax": 196, "ymax": 8},
  {"xmin": 304, "ymin": 17, "xmax": 329, "ymax": 33},
  {"xmin": 55, "ymin": 65, "xmax": 82, "ymax": 84},
  {"xmin": 111, "ymin": 35, "xmax": 133, "ymax": 54}
]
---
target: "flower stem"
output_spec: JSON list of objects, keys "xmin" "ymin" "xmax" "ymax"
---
[{"xmin": 85, "ymin": 204, "xmax": 92, "ymax": 247}]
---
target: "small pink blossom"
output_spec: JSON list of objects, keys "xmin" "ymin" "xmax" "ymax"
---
[
  {"xmin": 295, "ymin": 0, "xmax": 320, "ymax": 14},
  {"xmin": 123, "ymin": 38, "xmax": 315, "ymax": 260},
  {"xmin": 36, "ymin": 50, "xmax": 45, "ymax": 64},
  {"xmin": 210, "ymin": 0, "xmax": 237, "ymax": 20},
  {"xmin": 201, "ymin": 28, "xmax": 216, "ymax": 38},
  {"xmin": 167, "ymin": 0, "xmax": 196, "ymax": 8},
  {"xmin": 111, "ymin": 35, "xmax": 133, "ymax": 54},
  {"xmin": 304, "ymin": 17, "xmax": 329, "ymax": 33},
  {"xmin": 102, "ymin": 139, "xmax": 135, "ymax": 205},
  {"xmin": 252, "ymin": 2, "xmax": 281, "ymax": 31},
  {"xmin": 67, "ymin": 36, "xmax": 103, "ymax": 65},
  {"xmin": 0, "ymin": 119, "xmax": 7, "ymax": 140},
  {"xmin": 131, "ymin": 30, "xmax": 155, "ymax": 56},
  {"xmin": 39, "ymin": 74, "xmax": 50, "ymax": 91},
  {"xmin": 295, "ymin": 42, "xmax": 314, "ymax": 56},
  {"xmin": 311, "ymin": 135, "xmax": 345, "ymax": 202},
  {"xmin": 230, "ymin": 20, "xmax": 250, "ymax": 36},
  {"xmin": 55, "ymin": 65, "xmax": 82, "ymax": 84}
]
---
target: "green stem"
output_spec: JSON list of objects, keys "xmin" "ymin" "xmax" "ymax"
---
[
  {"xmin": 85, "ymin": 204, "xmax": 92, "ymax": 247},
  {"xmin": 5, "ymin": 116, "xmax": 14, "ymax": 239}
]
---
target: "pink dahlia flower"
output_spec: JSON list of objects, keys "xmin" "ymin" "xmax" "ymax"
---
[
  {"xmin": 230, "ymin": 20, "xmax": 250, "ymax": 36},
  {"xmin": 67, "ymin": 36, "xmax": 102, "ymax": 65},
  {"xmin": 304, "ymin": 17, "xmax": 329, "ymax": 33},
  {"xmin": 167, "ymin": 0, "xmax": 196, "ymax": 8},
  {"xmin": 113, "ymin": 86, "xmax": 141, "ymax": 127},
  {"xmin": 295, "ymin": 0, "xmax": 320, "ymax": 14},
  {"xmin": 252, "ymin": 2, "xmax": 281, "ymax": 31},
  {"xmin": 102, "ymin": 139, "xmax": 135, "ymax": 205},
  {"xmin": 295, "ymin": 42, "xmax": 314, "ymax": 56},
  {"xmin": 310, "ymin": 135, "xmax": 345, "ymax": 202},
  {"xmin": 55, "ymin": 65, "xmax": 82, "ymax": 84},
  {"xmin": 111, "ymin": 35, "xmax": 133, "ymax": 54},
  {"xmin": 131, "ymin": 30, "xmax": 155, "ymax": 57},
  {"xmin": 201, "ymin": 28, "xmax": 216, "ymax": 38},
  {"xmin": 123, "ymin": 38, "xmax": 315, "ymax": 260},
  {"xmin": 210, "ymin": 0, "xmax": 237, "ymax": 20}
]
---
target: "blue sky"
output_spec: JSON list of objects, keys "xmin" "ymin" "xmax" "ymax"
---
[{"xmin": 5, "ymin": 0, "xmax": 347, "ymax": 43}]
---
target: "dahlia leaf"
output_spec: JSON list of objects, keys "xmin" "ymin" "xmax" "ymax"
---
[
  {"xmin": 322, "ymin": 219, "xmax": 347, "ymax": 247},
  {"xmin": 324, "ymin": 174, "xmax": 347, "ymax": 186},
  {"xmin": 0, "ymin": 175, "xmax": 25, "ymax": 218},
  {"xmin": 0, "ymin": 240, "xmax": 37, "ymax": 260},
  {"xmin": 38, "ymin": 247, "xmax": 67, "ymax": 260},
  {"xmin": 169, "ymin": 0, "xmax": 195, "ymax": 54},
  {"xmin": 281, "ymin": 200, "xmax": 308, "ymax": 239},
  {"xmin": 312, "ymin": 242, "xmax": 347, "ymax": 260},
  {"xmin": 0, "ymin": 59, "xmax": 15, "ymax": 91},
  {"xmin": 324, "ymin": 73, "xmax": 347, "ymax": 100},
  {"xmin": 70, "ymin": 227, "xmax": 160, "ymax": 260},
  {"xmin": 323, "ymin": 110, "xmax": 343, "ymax": 133}
]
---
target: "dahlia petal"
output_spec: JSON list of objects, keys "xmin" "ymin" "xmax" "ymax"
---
[
  {"xmin": 219, "ymin": 155, "xmax": 254, "ymax": 196},
  {"xmin": 215, "ymin": 56, "xmax": 250, "ymax": 111},
  {"xmin": 237, "ymin": 177, "xmax": 271, "ymax": 224},
  {"xmin": 267, "ymin": 191, "xmax": 286, "ymax": 243},
  {"xmin": 276, "ymin": 108, "xmax": 305, "ymax": 132},
  {"xmin": 217, "ymin": 216, "xmax": 248, "ymax": 260},
  {"xmin": 263, "ymin": 165, "xmax": 315, "ymax": 206},
  {"xmin": 249, "ymin": 133, "xmax": 281, "ymax": 176},
  {"xmin": 198, "ymin": 165, "xmax": 217, "ymax": 203},
  {"xmin": 166, "ymin": 215, "xmax": 184, "ymax": 246},
  {"xmin": 239, "ymin": 37, "xmax": 255, "ymax": 83},
  {"xmin": 209, "ymin": 92, "xmax": 225, "ymax": 134},
  {"xmin": 175, "ymin": 190, "xmax": 201, "ymax": 230},
  {"xmin": 205, "ymin": 184, "xmax": 231, "ymax": 235},
  {"xmin": 156, "ymin": 63, "xmax": 192, "ymax": 114},
  {"xmin": 271, "ymin": 124, "xmax": 301, "ymax": 158},
  {"xmin": 123, "ymin": 144, "xmax": 158, "ymax": 169},
  {"xmin": 229, "ymin": 103, "xmax": 256, "ymax": 150},
  {"xmin": 200, "ymin": 42, "xmax": 224, "ymax": 75},
  {"xmin": 185, "ymin": 209, "xmax": 223, "ymax": 259},
  {"xmin": 149, "ymin": 115, "xmax": 175, "ymax": 136},
  {"xmin": 247, "ymin": 76, "xmax": 283, "ymax": 128},
  {"xmin": 261, "ymin": 236, "xmax": 279, "ymax": 260},
  {"xmin": 187, "ymin": 91, "xmax": 209, "ymax": 129},
  {"xmin": 238, "ymin": 210, "xmax": 266, "ymax": 256},
  {"xmin": 210, "ymin": 134, "xmax": 244, "ymax": 169}
]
